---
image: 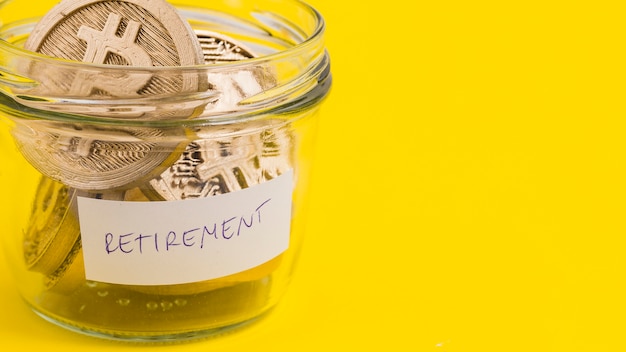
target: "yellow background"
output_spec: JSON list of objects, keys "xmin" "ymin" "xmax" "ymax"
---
[{"xmin": 2, "ymin": 0, "xmax": 626, "ymax": 351}]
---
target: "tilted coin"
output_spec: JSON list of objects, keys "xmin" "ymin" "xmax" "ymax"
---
[
  {"xmin": 23, "ymin": 176, "xmax": 80, "ymax": 275},
  {"xmin": 41, "ymin": 187, "xmax": 169, "ymax": 294},
  {"xmin": 44, "ymin": 235, "xmax": 85, "ymax": 294},
  {"xmin": 14, "ymin": 0, "xmax": 206, "ymax": 190},
  {"xmin": 23, "ymin": 178, "xmax": 128, "ymax": 288},
  {"xmin": 22, "ymin": 179, "xmax": 123, "ymax": 275}
]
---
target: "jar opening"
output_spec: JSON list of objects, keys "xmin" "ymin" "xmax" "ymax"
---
[{"xmin": 0, "ymin": 0, "xmax": 331, "ymax": 124}]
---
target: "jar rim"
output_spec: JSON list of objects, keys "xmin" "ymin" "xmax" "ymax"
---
[{"xmin": 0, "ymin": 0, "xmax": 326, "ymax": 71}]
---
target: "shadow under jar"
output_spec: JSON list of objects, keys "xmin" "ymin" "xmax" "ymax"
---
[{"xmin": 0, "ymin": 0, "xmax": 331, "ymax": 342}]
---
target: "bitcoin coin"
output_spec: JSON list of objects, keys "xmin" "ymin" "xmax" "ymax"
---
[
  {"xmin": 34, "ymin": 188, "xmax": 131, "ymax": 292},
  {"xmin": 24, "ymin": 0, "xmax": 206, "ymax": 100},
  {"xmin": 14, "ymin": 0, "xmax": 207, "ymax": 190},
  {"xmin": 23, "ymin": 177, "xmax": 129, "ymax": 287},
  {"xmin": 44, "ymin": 235, "xmax": 85, "ymax": 294},
  {"xmin": 23, "ymin": 176, "xmax": 80, "ymax": 275}
]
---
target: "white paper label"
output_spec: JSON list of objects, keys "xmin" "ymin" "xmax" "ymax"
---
[{"xmin": 77, "ymin": 170, "xmax": 293, "ymax": 286}]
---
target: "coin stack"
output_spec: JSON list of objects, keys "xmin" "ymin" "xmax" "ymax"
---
[{"xmin": 19, "ymin": 0, "xmax": 292, "ymax": 295}]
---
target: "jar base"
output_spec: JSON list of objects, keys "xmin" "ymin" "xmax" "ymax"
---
[{"xmin": 31, "ymin": 306, "xmax": 271, "ymax": 343}]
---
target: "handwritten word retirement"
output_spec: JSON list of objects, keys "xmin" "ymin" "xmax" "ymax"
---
[{"xmin": 104, "ymin": 198, "xmax": 271, "ymax": 255}]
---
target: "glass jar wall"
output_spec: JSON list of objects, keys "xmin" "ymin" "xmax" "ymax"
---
[{"xmin": 0, "ymin": 0, "xmax": 331, "ymax": 341}]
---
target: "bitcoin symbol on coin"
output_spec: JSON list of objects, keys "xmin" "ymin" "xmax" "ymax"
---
[
  {"xmin": 78, "ymin": 13, "xmax": 150, "ymax": 66},
  {"xmin": 70, "ymin": 13, "xmax": 153, "ymax": 96}
]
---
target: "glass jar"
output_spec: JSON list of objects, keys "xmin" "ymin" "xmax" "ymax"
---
[{"xmin": 0, "ymin": 0, "xmax": 331, "ymax": 341}]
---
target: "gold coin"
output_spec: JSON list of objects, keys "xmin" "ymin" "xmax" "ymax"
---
[
  {"xmin": 23, "ymin": 177, "xmax": 80, "ymax": 275},
  {"xmin": 15, "ymin": 0, "xmax": 206, "ymax": 190},
  {"xmin": 44, "ymin": 235, "xmax": 85, "ymax": 294},
  {"xmin": 24, "ymin": 0, "xmax": 206, "ymax": 99},
  {"xmin": 22, "ymin": 179, "xmax": 130, "ymax": 291},
  {"xmin": 41, "ymin": 189, "xmax": 130, "ymax": 292}
]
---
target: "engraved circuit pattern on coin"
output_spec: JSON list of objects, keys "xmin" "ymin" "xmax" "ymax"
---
[
  {"xmin": 24, "ymin": 0, "xmax": 205, "ymax": 98},
  {"xmin": 197, "ymin": 30, "xmax": 256, "ymax": 64},
  {"xmin": 145, "ymin": 137, "xmax": 262, "ymax": 200}
]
